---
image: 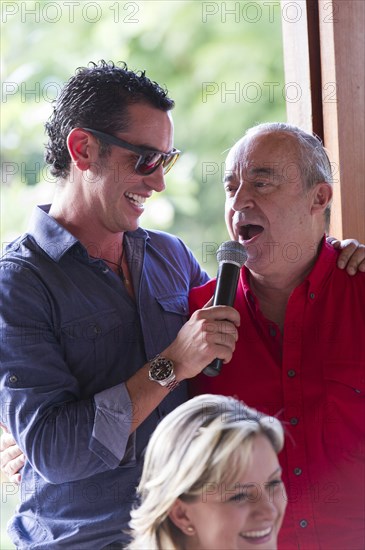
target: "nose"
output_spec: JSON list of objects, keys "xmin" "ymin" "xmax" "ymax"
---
[
  {"xmin": 231, "ymin": 182, "xmax": 255, "ymax": 212},
  {"xmin": 144, "ymin": 164, "xmax": 166, "ymax": 193},
  {"xmin": 251, "ymin": 491, "xmax": 277, "ymax": 521}
]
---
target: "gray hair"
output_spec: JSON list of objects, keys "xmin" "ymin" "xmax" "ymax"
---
[
  {"xmin": 127, "ymin": 394, "xmax": 284, "ymax": 549},
  {"xmin": 244, "ymin": 122, "xmax": 333, "ymax": 228}
]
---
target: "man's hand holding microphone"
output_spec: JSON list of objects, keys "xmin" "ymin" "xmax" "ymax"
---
[{"xmin": 163, "ymin": 241, "xmax": 246, "ymax": 382}]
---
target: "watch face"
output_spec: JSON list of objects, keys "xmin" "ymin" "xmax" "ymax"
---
[{"xmin": 150, "ymin": 358, "xmax": 173, "ymax": 381}]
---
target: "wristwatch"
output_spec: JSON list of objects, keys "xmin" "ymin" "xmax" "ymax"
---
[{"xmin": 148, "ymin": 355, "xmax": 179, "ymax": 392}]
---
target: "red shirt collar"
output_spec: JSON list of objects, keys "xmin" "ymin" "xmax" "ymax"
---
[{"xmin": 240, "ymin": 236, "xmax": 337, "ymax": 307}]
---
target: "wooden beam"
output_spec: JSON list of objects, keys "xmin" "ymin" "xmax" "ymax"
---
[
  {"xmin": 281, "ymin": 0, "xmax": 365, "ymax": 241},
  {"xmin": 319, "ymin": 0, "xmax": 365, "ymax": 240},
  {"xmin": 281, "ymin": 0, "xmax": 323, "ymax": 136}
]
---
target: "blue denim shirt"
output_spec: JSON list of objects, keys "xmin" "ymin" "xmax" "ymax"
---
[{"xmin": 0, "ymin": 205, "xmax": 209, "ymax": 549}]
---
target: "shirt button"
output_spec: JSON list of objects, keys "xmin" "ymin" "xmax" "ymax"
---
[
  {"xmin": 290, "ymin": 417, "xmax": 299, "ymax": 426},
  {"xmin": 294, "ymin": 467, "xmax": 302, "ymax": 476},
  {"xmin": 288, "ymin": 369, "xmax": 296, "ymax": 378},
  {"xmin": 9, "ymin": 374, "xmax": 18, "ymax": 384},
  {"xmin": 93, "ymin": 325, "xmax": 102, "ymax": 335},
  {"xmin": 102, "ymin": 267, "xmax": 109, "ymax": 274},
  {"xmin": 309, "ymin": 292, "xmax": 315, "ymax": 299},
  {"xmin": 300, "ymin": 519, "xmax": 308, "ymax": 528}
]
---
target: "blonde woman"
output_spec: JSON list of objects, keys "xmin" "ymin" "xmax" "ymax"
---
[{"xmin": 128, "ymin": 394, "xmax": 286, "ymax": 549}]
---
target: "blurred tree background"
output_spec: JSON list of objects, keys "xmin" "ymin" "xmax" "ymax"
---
[{"xmin": 1, "ymin": 1, "xmax": 286, "ymax": 547}]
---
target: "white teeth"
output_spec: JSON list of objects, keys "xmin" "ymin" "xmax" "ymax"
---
[
  {"xmin": 125, "ymin": 192, "xmax": 147, "ymax": 207},
  {"xmin": 241, "ymin": 526, "xmax": 272, "ymax": 538}
]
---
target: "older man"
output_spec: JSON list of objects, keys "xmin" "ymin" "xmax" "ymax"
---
[{"xmin": 190, "ymin": 122, "xmax": 365, "ymax": 549}]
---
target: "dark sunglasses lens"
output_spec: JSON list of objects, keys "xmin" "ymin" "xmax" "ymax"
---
[
  {"xmin": 162, "ymin": 152, "xmax": 179, "ymax": 174},
  {"xmin": 136, "ymin": 152, "xmax": 163, "ymax": 175},
  {"xmin": 136, "ymin": 150, "xmax": 180, "ymax": 175}
]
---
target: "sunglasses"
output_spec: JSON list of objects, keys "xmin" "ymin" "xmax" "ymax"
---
[{"xmin": 82, "ymin": 128, "xmax": 180, "ymax": 175}]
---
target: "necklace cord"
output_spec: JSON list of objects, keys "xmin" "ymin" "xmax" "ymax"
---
[{"xmin": 90, "ymin": 248, "xmax": 128, "ymax": 283}]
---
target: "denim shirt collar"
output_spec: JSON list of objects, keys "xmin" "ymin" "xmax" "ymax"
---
[{"xmin": 28, "ymin": 204, "xmax": 149, "ymax": 262}]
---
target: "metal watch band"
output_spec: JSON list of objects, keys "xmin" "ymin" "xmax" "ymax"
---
[{"xmin": 166, "ymin": 378, "xmax": 179, "ymax": 392}]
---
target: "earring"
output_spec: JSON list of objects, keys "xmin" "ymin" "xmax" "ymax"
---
[{"xmin": 187, "ymin": 526, "xmax": 194, "ymax": 534}]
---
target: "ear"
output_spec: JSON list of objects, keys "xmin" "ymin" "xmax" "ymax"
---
[
  {"xmin": 67, "ymin": 128, "xmax": 97, "ymax": 171},
  {"xmin": 168, "ymin": 499, "xmax": 196, "ymax": 537},
  {"xmin": 310, "ymin": 182, "xmax": 333, "ymax": 215}
]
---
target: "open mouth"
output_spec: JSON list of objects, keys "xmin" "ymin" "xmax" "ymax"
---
[
  {"xmin": 239, "ymin": 224, "xmax": 264, "ymax": 241},
  {"xmin": 240, "ymin": 525, "xmax": 273, "ymax": 541},
  {"xmin": 125, "ymin": 192, "xmax": 147, "ymax": 208}
]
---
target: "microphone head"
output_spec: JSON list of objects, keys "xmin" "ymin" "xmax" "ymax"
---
[{"xmin": 217, "ymin": 241, "xmax": 247, "ymax": 268}]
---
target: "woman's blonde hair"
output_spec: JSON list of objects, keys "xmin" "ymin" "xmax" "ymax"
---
[{"xmin": 128, "ymin": 394, "xmax": 284, "ymax": 549}]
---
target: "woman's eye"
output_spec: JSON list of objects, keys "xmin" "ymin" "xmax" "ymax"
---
[
  {"xmin": 266, "ymin": 479, "xmax": 283, "ymax": 490},
  {"xmin": 229, "ymin": 492, "xmax": 248, "ymax": 503}
]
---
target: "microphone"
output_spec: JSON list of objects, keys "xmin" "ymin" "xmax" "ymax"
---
[{"xmin": 203, "ymin": 241, "xmax": 247, "ymax": 377}]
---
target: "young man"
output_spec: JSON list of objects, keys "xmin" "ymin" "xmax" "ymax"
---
[
  {"xmin": 0, "ymin": 61, "xmax": 239, "ymax": 548},
  {"xmin": 190, "ymin": 123, "xmax": 365, "ymax": 549}
]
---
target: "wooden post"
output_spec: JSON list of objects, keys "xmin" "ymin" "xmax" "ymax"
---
[
  {"xmin": 318, "ymin": 0, "xmax": 365, "ymax": 240},
  {"xmin": 281, "ymin": 0, "xmax": 323, "ymax": 137},
  {"xmin": 281, "ymin": 0, "xmax": 365, "ymax": 240}
]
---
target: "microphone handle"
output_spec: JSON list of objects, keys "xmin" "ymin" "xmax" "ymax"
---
[
  {"xmin": 202, "ymin": 263, "xmax": 240, "ymax": 377},
  {"xmin": 203, "ymin": 357, "xmax": 223, "ymax": 377}
]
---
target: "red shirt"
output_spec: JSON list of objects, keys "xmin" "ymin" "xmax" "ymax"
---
[{"xmin": 189, "ymin": 240, "xmax": 365, "ymax": 549}]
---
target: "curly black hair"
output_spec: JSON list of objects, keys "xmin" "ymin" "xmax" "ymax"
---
[{"xmin": 44, "ymin": 60, "xmax": 175, "ymax": 179}]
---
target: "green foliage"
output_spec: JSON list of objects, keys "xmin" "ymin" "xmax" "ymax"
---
[{"xmin": 1, "ymin": 0, "xmax": 286, "ymax": 276}]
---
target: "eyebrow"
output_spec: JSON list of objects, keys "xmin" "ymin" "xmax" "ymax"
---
[
  {"xmin": 250, "ymin": 167, "xmax": 275, "ymax": 176},
  {"xmin": 223, "ymin": 166, "xmax": 277, "ymax": 184},
  {"xmin": 268, "ymin": 466, "xmax": 282, "ymax": 479},
  {"xmin": 223, "ymin": 174, "xmax": 236, "ymax": 184},
  {"xmin": 226, "ymin": 466, "xmax": 283, "ymax": 491}
]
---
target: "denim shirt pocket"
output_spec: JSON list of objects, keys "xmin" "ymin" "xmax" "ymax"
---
[
  {"xmin": 154, "ymin": 294, "xmax": 189, "ymax": 344},
  {"xmin": 156, "ymin": 294, "xmax": 189, "ymax": 315},
  {"xmin": 60, "ymin": 309, "xmax": 124, "ymax": 389}
]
